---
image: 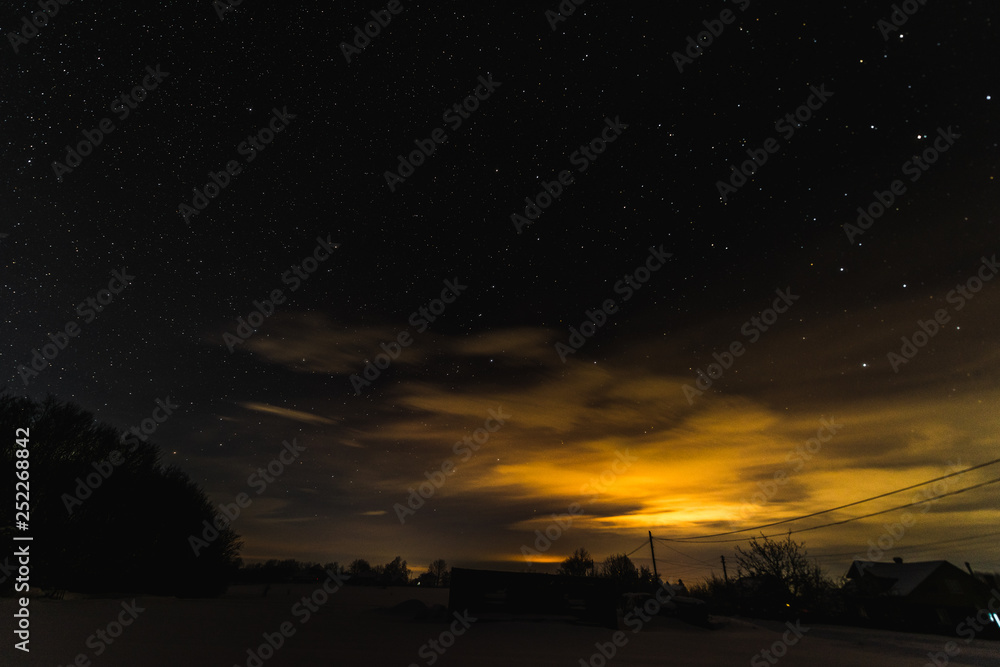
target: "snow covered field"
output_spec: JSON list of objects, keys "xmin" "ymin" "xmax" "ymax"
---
[{"xmin": 3, "ymin": 585, "xmax": 1000, "ymax": 667}]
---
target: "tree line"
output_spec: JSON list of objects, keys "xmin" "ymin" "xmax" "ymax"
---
[
  {"xmin": 0, "ymin": 392, "xmax": 240, "ymax": 597},
  {"xmin": 234, "ymin": 557, "xmax": 451, "ymax": 587}
]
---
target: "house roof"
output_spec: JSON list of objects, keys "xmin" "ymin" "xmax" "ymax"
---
[{"xmin": 847, "ymin": 560, "xmax": 950, "ymax": 597}]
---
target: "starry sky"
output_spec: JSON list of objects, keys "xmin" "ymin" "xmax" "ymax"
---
[{"xmin": 3, "ymin": 1, "xmax": 999, "ymax": 581}]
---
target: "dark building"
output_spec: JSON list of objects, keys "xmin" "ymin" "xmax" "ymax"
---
[
  {"xmin": 448, "ymin": 568, "xmax": 618, "ymax": 629},
  {"xmin": 845, "ymin": 559, "xmax": 997, "ymax": 634}
]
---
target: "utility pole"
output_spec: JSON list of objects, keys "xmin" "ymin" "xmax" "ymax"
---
[
  {"xmin": 720, "ymin": 555, "xmax": 729, "ymax": 585},
  {"xmin": 648, "ymin": 531, "xmax": 659, "ymax": 582}
]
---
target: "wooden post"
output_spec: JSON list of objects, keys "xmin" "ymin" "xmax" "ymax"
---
[{"xmin": 648, "ymin": 531, "xmax": 659, "ymax": 582}]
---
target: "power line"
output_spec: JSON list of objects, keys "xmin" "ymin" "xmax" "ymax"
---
[
  {"xmin": 809, "ymin": 529, "xmax": 1000, "ymax": 559},
  {"xmin": 634, "ymin": 555, "xmax": 709, "ymax": 568},
  {"xmin": 630, "ymin": 555, "xmax": 702, "ymax": 568},
  {"xmin": 656, "ymin": 540, "xmax": 716, "ymax": 567},
  {"xmin": 659, "ymin": 475, "xmax": 1000, "ymax": 544},
  {"xmin": 657, "ymin": 457, "xmax": 1000, "ymax": 541},
  {"xmin": 624, "ymin": 541, "xmax": 649, "ymax": 557}
]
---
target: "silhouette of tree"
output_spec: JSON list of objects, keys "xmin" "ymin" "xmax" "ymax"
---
[
  {"xmin": 734, "ymin": 532, "xmax": 828, "ymax": 602},
  {"xmin": 637, "ymin": 565, "xmax": 661, "ymax": 591},
  {"xmin": 225, "ymin": 558, "xmax": 345, "ymax": 585},
  {"xmin": 557, "ymin": 548, "xmax": 594, "ymax": 577},
  {"xmin": 427, "ymin": 558, "xmax": 449, "ymax": 586},
  {"xmin": 415, "ymin": 571, "xmax": 438, "ymax": 586},
  {"xmin": 599, "ymin": 553, "xmax": 639, "ymax": 592},
  {"xmin": 0, "ymin": 392, "xmax": 241, "ymax": 597},
  {"xmin": 381, "ymin": 556, "xmax": 410, "ymax": 585},
  {"xmin": 348, "ymin": 558, "xmax": 372, "ymax": 576}
]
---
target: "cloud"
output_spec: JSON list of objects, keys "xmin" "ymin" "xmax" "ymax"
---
[
  {"xmin": 240, "ymin": 312, "xmax": 425, "ymax": 374},
  {"xmin": 240, "ymin": 315, "xmax": 559, "ymax": 377},
  {"xmin": 202, "ymin": 288, "xmax": 1000, "ymax": 575},
  {"xmin": 451, "ymin": 327, "xmax": 558, "ymax": 364},
  {"xmin": 238, "ymin": 401, "xmax": 337, "ymax": 425}
]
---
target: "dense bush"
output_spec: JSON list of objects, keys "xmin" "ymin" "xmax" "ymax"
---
[{"xmin": 0, "ymin": 393, "xmax": 241, "ymax": 597}]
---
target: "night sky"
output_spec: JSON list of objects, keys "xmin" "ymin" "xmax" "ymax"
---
[{"xmin": 3, "ymin": 0, "xmax": 999, "ymax": 581}]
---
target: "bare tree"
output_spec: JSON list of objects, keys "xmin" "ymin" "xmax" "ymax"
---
[
  {"xmin": 557, "ymin": 548, "xmax": 594, "ymax": 577},
  {"xmin": 599, "ymin": 553, "xmax": 639, "ymax": 591},
  {"xmin": 427, "ymin": 558, "xmax": 449, "ymax": 586},
  {"xmin": 734, "ymin": 532, "xmax": 827, "ymax": 600},
  {"xmin": 348, "ymin": 559, "xmax": 371, "ymax": 576},
  {"xmin": 381, "ymin": 556, "xmax": 410, "ymax": 585}
]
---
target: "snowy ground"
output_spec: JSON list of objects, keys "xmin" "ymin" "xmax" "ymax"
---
[{"xmin": 3, "ymin": 585, "xmax": 1000, "ymax": 666}]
